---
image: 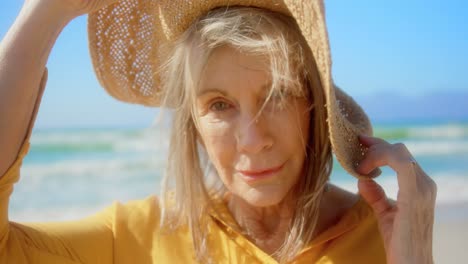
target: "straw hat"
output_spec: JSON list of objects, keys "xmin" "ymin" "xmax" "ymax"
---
[{"xmin": 88, "ymin": 0, "xmax": 375, "ymax": 179}]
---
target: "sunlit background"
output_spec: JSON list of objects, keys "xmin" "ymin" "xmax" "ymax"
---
[{"xmin": 1, "ymin": 1, "xmax": 467, "ymax": 262}]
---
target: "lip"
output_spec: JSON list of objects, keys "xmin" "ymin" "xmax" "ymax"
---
[{"xmin": 238, "ymin": 163, "xmax": 284, "ymax": 181}]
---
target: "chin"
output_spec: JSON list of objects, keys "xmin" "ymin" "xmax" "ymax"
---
[{"xmin": 240, "ymin": 185, "xmax": 290, "ymax": 207}]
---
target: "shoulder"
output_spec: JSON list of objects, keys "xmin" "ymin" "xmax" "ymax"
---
[
  {"xmin": 326, "ymin": 184, "xmax": 379, "ymax": 233},
  {"xmin": 101, "ymin": 195, "xmax": 161, "ymax": 232},
  {"xmin": 116, "ymin": 195, "xmax": 160, "ymax": 212},
  {"xmin": 120, "ymin": 194, "xmax": 160, "ymax": 215},
  {"xmin": 319, "ymin": 184, "xmax": 360, "ymax": 227},
  {"xmin": 326, "ymin": 185, "xmax": 386, "ymax": 263},
  {"xmin": 327, "ymin": 184, "xmax": 360, "ymax": 212}
]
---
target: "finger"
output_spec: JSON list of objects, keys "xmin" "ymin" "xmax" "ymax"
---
[
  {"xmin": 356, "ymin": 135, "xmax": 392, "ymax": 177},
  {"xmin": 356, "ymin": 143, "xmax": 390, "ymax": 176},
  {"xmin": 357, "ymin": 141, "xmax": 416, "ymax": 175},
  {"xmin": 358, "ymin": 134, "xmax": 389, "ymax": 148},
  {"xmin": 358, "ymin": 179, "xmax": 392, "ymax": 216},
  {"xmin": 357, "ymin": 141, "xmax": 422, "ymax": 196}
]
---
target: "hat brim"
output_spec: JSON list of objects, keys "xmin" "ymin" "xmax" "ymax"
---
[{"xmin": 88, "ymin": 0, "xmax": 375, "ymax": 179}]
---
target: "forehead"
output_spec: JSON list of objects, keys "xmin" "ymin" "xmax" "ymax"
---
[{"xmin": 198, "ymin": 45, "xmax": 271, "ymax": 93}]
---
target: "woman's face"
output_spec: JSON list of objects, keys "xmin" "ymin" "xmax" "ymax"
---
[{"xmin": 195, "ymin": 45, "xmax": 311, "ymax": 207}]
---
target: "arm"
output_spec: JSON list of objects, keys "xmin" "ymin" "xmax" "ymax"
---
[
  {"xmin": 0, "ymin": 0, "xmax": 120, "ymax": 177},
  {"xmin": 0, "ymin": 0, "xmax": 72, "ymax": 178},
  {"xmin": 0, "ymin": 0, "xmax": 122, "ymax": 262},
  {"xmin": 0, "ymin": 104, "xmax": 115, "ymax": 262}
]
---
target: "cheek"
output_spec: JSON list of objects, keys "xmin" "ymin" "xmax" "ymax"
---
[
  {"xmin": 198, "ymin": 118, "xmax": 236, "ymax": 174},
  {"xmin": 271, "ymin": 104, "xmax": 310, "ymax": 150},
  {"xmin": 269, "ymin": 103, "xmax": 310, "ymax": 185}
]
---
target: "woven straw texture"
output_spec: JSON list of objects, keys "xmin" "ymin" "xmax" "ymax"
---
[{"xmin": 88, "ymin": 0, "xmax": 374, "ymax": 179}]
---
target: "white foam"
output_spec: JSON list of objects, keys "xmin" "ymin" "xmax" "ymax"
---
[
  {"xmin": 407, "ymin": 124, "xmax": 468, "ymax": 139},
  {"xmin": 21, "ymin": 156, "xmax": 165, "ymax": 180},
  {"xmin": 9, "ymin": 172, "xmax": 468, "ymax": 222},
  {"xmin": 334, "ymin": 172, "xmax": 468, "ymax": 204},
  {"xmin": 10, "ymin": 204, "xmax": 109, "ymax": 222},
  {"xmin": 30, "ymin": 127, "xmax": 171, "ymax": 153},
  {"xmin": 405, "ymin": 140, "xmax": 468, "ymax": 156}
]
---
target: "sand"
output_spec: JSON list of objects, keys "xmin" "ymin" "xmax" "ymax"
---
[{"xmin": 433, "ymin": 202, "xmax": 468, "ymax": 263}]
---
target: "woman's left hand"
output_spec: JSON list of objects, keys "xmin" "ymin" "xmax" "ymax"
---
[{"xmin": 356, "ymin": 135, "xmax": 437, "ymax": 264}]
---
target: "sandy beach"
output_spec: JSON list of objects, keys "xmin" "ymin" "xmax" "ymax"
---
[{"xmin": 433, "ymin": 202, "xmax": 468, "ymax": 263}]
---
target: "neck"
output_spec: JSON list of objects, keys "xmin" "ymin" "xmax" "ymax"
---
[
  {"xmin": 226, "ymin": 183, "xmax": 339, "ymax": 256},
  {"xmin": 227, "ymin": 192, "xmax": 296, "ymax": 255}
]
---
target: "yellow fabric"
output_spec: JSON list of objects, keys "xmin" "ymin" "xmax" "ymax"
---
[
  {"xmin": 0, "ymin": 140, "xmax": 386, "ymax": 264},
  {"xmin": 0, "ymin": 72, "xmax": 386, "ymax": 263}
]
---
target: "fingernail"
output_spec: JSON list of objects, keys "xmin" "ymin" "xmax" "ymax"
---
[{"xmin": 367, "ymin": 168, "xmax": 382, "ymax": 178}]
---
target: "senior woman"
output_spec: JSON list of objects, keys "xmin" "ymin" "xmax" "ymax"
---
[{"xmin": 0, "ymin": 0, "xmax": 437, "ymax": 263}]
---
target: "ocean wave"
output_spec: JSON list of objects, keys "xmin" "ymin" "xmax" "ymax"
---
[
  {"xmin": 9, "ymin": 204, "xmax": 110, "ymax": 222},
  {"xmin": 31, "ymin": 142, "xmax": 115, "ymax": 153},
  {"xmin": 21, "ymin": 155, "xmax": 468, "ymax": 205},
  {"xmin": 405, "ymin": 140, "xmax": 468, "ymax": 156},
  {"xmin": 374, "ymin": 123, "xmax": 468, "ymax": 140},
  {"xmin": 30, "ymin": 128, "xmax": 170, "ymax": 154},
  {"xmin": 30, "ymin": 125, "xmax": 466, "ymax": 155},
  {"xmin": 335, "ymin": 171, "xmax": 468, "ymax": 204},
  {"xmin": 10, "ymin": 171, "xmax": 468, "ymax": 222},
  {"xmin": 21, "ymin": 156, "xmax": 165, "ymax": 179},
  {"xmin": 407, "ymin": 124, "xmax": 468, "ymax": 139}
]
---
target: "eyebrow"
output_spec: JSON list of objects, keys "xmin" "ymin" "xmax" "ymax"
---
[
  {"xmin": 196, "ymin": 82, "xmax": 272, "ymax": 97},
  {"xmin": 196, "ymin": 88, "xmax": 229, "ymax": 97}
]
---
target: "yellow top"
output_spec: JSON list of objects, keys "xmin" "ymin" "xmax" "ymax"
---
[{"xmin": 0, "ymin": 72, "xmax": 386, "ymax": 264}]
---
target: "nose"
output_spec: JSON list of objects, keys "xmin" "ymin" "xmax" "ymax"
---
[{"xmin": 236, "ymin": 113, "xmax": 273, "ymax": 154}]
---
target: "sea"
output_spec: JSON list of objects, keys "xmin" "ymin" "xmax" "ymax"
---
[{"xmin": 9, "ymin": 121, "xmax": 468, "ymax": 222}]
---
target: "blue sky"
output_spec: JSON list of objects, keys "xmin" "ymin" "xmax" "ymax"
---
[{"xmin": 1, "ymin": 1, "xmax": 467, "ymax": 129}]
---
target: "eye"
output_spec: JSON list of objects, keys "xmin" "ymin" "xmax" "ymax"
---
[{"xmin": 210, "ymin": 101, "xmax": 231, "ymax": 112}]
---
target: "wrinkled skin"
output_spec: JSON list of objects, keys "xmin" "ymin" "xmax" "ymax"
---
[{"xmin": 357, "ymin": 135, "xmax": 437, "ymax": 264}]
